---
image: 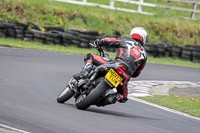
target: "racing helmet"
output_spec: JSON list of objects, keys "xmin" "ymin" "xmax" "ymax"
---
[{"xmin": 130, "ymin": 27, "xmax": 147, "ymax": 46}]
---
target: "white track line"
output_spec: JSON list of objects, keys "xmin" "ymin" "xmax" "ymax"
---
[
  {"xmin": 129, "ymin": 97, "xmax": 200, "ymax": 121},
  {"xmin": 0, "ymin": 124, "xmax": 30, "ymax": 133}
]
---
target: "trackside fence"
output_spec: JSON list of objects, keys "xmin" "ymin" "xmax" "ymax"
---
[
  {"xmin": 0, "ymin": 22, "xmax": 200, "ymax": 63},
  {"xmin": 48, "ymin": 0, "xmax": 200, "ymax": 20}
]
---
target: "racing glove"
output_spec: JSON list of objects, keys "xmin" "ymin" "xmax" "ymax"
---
[{"xmin": 91, "ymin": 39, "xmax": 103, "ymax": 51}]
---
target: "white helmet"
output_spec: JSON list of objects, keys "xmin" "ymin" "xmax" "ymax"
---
[{"xmin": 130, "ymin": 27, "xmax": 147, "ymax": 45}]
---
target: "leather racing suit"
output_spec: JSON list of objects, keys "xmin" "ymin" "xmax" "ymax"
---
[{"xmin": 82, "ymin": 36, "xmax": 147, "ymax": 103}]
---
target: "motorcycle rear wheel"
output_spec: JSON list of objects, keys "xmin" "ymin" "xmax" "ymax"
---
[
  {"xmin": 57, "ymin": 85, "xmax": 74, "ymax": 103},
  {"xmin": 75, "ymin": 78, "xmax": 109, "ymax": 110}
]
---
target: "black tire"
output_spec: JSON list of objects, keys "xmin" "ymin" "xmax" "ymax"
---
[
  {"xmin": 15, "ymin": 22, "xmax": 28, "ymax": 30},
  {"xmin": 62, "ymin": 38, "xmax": 71, "ymax": 44},
  {"xmin": 79, "ymin": 33, "xmax": 96, "ymax": 40},
  {"xmin": 192, "ymin": 57, "xmax": 200, "ymax": 63},
  {"xmin": 45, "ymin": 32, "xmax": 59, "ymax": 38},
  {"xmin": 146, "ymin": 52, "xmax": 158, "ymax": 57},
  {"xmin": 16, "ymin": 34, "xmax": 24, "ymax": 39},
  {"xmin": 57, "ymin": 85, "xmax": 75, "ymax": 103},
  {"xmin": 43, "ymin": 26, "xmax": 64, "ymax": 32},
  {"xmin": 78, "ymin": 42, "xmax": 89, "ymax": 48},
  {"xmin": 25, "ymin": 33, "xmax": 34, "ymax": 38},
  {"xmin": 49, "ymin": 30, "xmax": 62, "ymax": 38},
  {"xmin": 14, "ymin": 26, "xmax": 24, "ymax": 30},
  {"xmin": 171, "ymin": 52, "xmax": 180, "ymax": 59},
  {"xmin": 16, "ymin": 29, "xmax": 24, "ymax": 34},
  {"xmin": 4, "ymin": 22, "xmax": 15, "ymax": 28},
  {"xmin": 0, "ymin": 29, "xmax": 6, "ymax": 33},
  {"xmin": 25, "ymin": 30, "xmax": 33, "ymax": 34},
  {"xmin": 192, "ymin": 51, "xmax": 200, "ymax": 58},
  {"xmin": 53, "ymin": 38, "xmax": 61, "ymax": 44},
  {"xmin": 45, "ymin": 36, "xmax": 55, "ymax": 42},
  {"xmin": 6, "ymin": 31, "xmax": 16, "ymax": 37},
  {"xmin": 0, "ymin": 23, "xmax": 5, "ymax": 28},
  {"xmin": 186, "ymin": 45, "xmax": 200, "ymax": 53},
  {"xmin": 62, "ymin": 32, "xmax": 74, "ymax": 40},
  {"xmin": 65, "ymin": 30, "xmax": 79, "ymax": 36},
  {"xmin": 71, "ymin": 40, "xmax": 80, "ymax": 45},
  {"xmin": 182, "ymin": 47, "xmax": 192, "ymax": 56},
  {"xmin": 75, "ymin": 78, "xmax": 109, "ymax": 110},
  {"xmin": 0, "ymin": 32, "xmax": 6, "ymax": 37},
  {"xmin": 172, "ymin": 45, "xmax": 182, "ymax": 53},
  {"xmin": 30, "ymin": 29, "xmax": 45, "ymax": 38},
  {"xmin": 80, "ymin": 30, "xmax": 99, "ymax": 36},
  {"xmin": 181, "ymin": 54, "xmax": 191, "ymax": 61},
  {"xmin": 79, "ymin": 38, "xmax": 89, "ymax": 43}
]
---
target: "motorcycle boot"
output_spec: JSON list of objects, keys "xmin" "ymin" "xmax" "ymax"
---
[
  {"xmin": 96, "ymin": 94, "xmax": 117, "ymax": 107},
  {"xmin": 96, "ymin": 93, "xmax": 127, "ymax": 107},
  {"xmin": 73, "ymin": 63, "xmax": 93, "ymax": 80}
]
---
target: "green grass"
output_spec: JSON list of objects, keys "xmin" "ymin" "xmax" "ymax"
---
[
  {"xmin": 0, "ymin": 0, "xmax": 200, "ymax": 46},
  {"xmin": 147, "ymin": 57, "xmax": 200, "ymax": 68},
  {"xmin": 139, "ymin": 95, "xmax": 200, "ymax": 117},
  {"xmin": 0, "ymin": 37, "xmax": 115, "ymax": 56},
  {"xmin": 1, "ymin": 37, "xmax": 200, "ymax": 68}
]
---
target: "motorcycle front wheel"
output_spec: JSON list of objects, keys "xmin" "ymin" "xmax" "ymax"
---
[{"xmin": 57, "ymin": 85, "xmax": 74, "ymax": 103}]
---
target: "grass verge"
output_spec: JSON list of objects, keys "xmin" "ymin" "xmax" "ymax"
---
[
  {"xmin": 0, "ymin": 38, "xmax": 200, "ymax": 68},
  {"xmin": 0, "ymin": 0, "xmax": 200, "ymax": 46},
  {"xmin": 139, "ymin": 95, "xmax": 200, "ymax": 117}
]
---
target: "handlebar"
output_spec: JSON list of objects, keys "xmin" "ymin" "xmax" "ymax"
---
[
  {"xmin": 98, "ymin": 47, "xmax": 105, "ymax": 57},
  {"xmin": 89, "ymin": 42, "xmax": 105, "ymax": 57}
]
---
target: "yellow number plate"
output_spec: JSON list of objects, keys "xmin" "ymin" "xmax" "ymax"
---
[{"xmin": 105, "ymin": 68, "xmax": 122, "ymax": 87}]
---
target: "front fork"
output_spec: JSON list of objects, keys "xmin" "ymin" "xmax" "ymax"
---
[{"xmin": 68, "ymin": 78, "xmax": 77, "ymax": 89}]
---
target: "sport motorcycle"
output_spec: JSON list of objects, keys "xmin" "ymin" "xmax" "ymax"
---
[{"xmin": 57, "ymin": 42, "xmax": 129, "ymax": 110}]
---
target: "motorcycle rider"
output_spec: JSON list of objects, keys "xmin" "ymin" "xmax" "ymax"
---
[{"xmin": 73, "ymin": 27, "xmax": 147, "ymax": 106}]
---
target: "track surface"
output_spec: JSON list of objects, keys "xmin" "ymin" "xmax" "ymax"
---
[{"xmin": 0, "ymin": 47, "xmax": 200, "ymax": 133}]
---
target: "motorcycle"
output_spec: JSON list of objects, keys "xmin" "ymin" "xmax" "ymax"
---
[{"xmin": 57, "ymin": 42, "xmax": 129, "ymax": 110}]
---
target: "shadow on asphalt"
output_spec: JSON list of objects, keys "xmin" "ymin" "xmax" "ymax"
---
[
  {"xmin": 88, "ymin": 107, "xmax": 159, "ymax": 120},
  {"xmin": 62, "ymin": 102, "xmax": 158, "ymax": 120}
]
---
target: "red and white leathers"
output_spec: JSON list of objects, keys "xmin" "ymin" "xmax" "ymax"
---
[{"xmin": 83, "ymin": 36, "xmax": 147, "ymax": 103}]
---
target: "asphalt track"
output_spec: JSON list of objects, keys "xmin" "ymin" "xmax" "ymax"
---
[{"xmin": 0, "ymin": 47, "xmax": 200, "ymax": 133}]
